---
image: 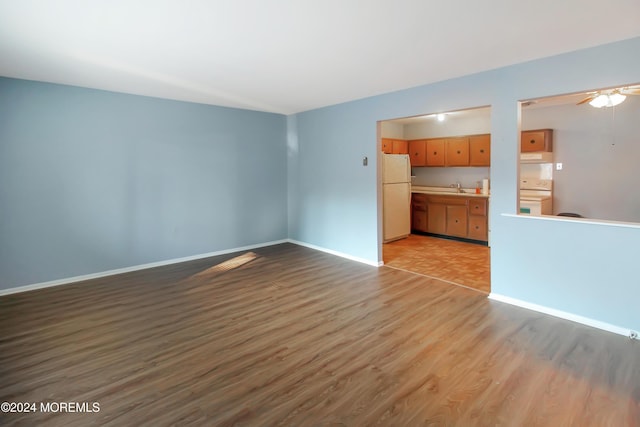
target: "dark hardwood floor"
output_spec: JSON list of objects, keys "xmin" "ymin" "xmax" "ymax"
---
[{"xmin": 1, "ymin": 243, "xmax": 638, "ymax": 426}]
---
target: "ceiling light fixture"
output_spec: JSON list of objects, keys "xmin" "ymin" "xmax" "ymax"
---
[
  {"xmin": 436, "ymin": 113, "xmax": 446, "ymax": 122},
  {"xmin": 588, "ymin": 92, "xmax": 627, "ymax": 108}
]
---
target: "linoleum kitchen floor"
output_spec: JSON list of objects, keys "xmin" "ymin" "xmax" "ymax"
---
[{"xmin": 383, "ymin": 234, "xmax": 490, "ymax": 293}]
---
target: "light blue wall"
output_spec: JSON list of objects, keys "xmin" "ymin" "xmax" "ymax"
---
[
  {"xmin": 0, "ymin": 78, "xmax": 287, "ymax": 289},
  {"xmin": 289, "ymin": 37, "xmax": 640, "ymax": 332},
  {"xmin": 290, "ymin": 69, "xmax": 501, "ymax": 262},
  {"xmin": 2, "ymin": 38, "xmax": 639, "ymax": 332}
]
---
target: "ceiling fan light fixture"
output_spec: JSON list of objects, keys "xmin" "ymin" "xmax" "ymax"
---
[
  {"xmin": 609, "ymin": 92, "xmax": 626, "ymax": 106},
  {"xmin": 589, "ymin": 94, "xmax": 609, "ymax": 108},
  {"xmin": 589, "ymin": 92, "xmax": 626, "ymax": 108}
]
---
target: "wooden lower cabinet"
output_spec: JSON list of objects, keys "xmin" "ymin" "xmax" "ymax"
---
[
  {"xmin": 468, "ymin": 215, "xmax": 488, "ymax": 241},
  {"xmin": 412, "ymin": 193, "xmax": 488, "ymax": 243},
  {"xmin": 446, "ymin": 205, "xmax": 468, "ymax": 238},
  {"xmin": 468, "ymin": 198, "xmax": 488, "ymax": 241},
  {"xmin": 412, "ymin": 209, "xmax": 428, "ymax": 232},
  {"xmin": 411, "ymin": 193, "xmax": 428, "ymax": 232},
  {"xmin": 427, "ymin": 203, "xmax": 446, "ymax": 235}
]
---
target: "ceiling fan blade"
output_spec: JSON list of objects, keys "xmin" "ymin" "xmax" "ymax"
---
[{"xmin": 576, "ymin": 95, "xmax": 595, "ymax": 105}]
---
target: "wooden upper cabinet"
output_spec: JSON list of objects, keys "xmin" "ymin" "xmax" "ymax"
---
[
  {"xmin": 408, "ymin": 140, "xmax": 426, "ymax": 166},
  {"xmin": 521, "ymin": 129, "xmax": 553, "ymax": 152},
  {"xmin": 469, "ymin": 134, "xmax": 491, "ymax": 166},
  {"xmin": 392, "ymin": 139, "xmax": 408, "ymax": 154},
  {"xmin": 382, "ymin": 138, "xmax": 409, "ymax": 154},
  {"xmin": 426, "ymin": 139, "xmax": 445, "ymax": 166},
  {"xmin": 381, "ymin": 138, "xmax": 393, "ymax": 154},
  {"xmin": 410, "ymin": 133, "xmax": 490, "ymax": 168},
  {"xmin": 445, "ymin": 137, "xmax": 469, "ymax": 166}
]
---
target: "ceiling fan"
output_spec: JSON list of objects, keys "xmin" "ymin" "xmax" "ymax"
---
[{"xmin": 577, "ymin": 86, "xmax": 640, "ymax": 108}]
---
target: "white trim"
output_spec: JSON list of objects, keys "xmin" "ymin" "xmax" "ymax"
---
[
  {"xmin": 0, "ymin": 239, "xmax": 289, "ymax": 296},
  {"xmin": 287, "ymin": 239, "xmax": 382, "ymax": 267},
  {"xmin": 488, "ymin": 293, "xmax": 635, "ymax": 338}
]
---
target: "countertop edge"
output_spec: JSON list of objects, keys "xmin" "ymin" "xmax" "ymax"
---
[{"xmin": 411, "ymin": 190, "xmax": 490, "ymax": 199}]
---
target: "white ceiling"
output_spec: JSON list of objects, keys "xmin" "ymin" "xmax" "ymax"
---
[{"xmin": 1, "ymin": 1, "xmax": 639, "ymax": 115}]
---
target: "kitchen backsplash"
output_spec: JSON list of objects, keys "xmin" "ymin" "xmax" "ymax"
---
[{"xmin": 411, "ymin": 166, "xmax": 489, "ymax": 188}]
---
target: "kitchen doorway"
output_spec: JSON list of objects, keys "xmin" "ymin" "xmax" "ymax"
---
[{"xmin": 379, "ymin": 106, "xmax": 492, "ymax": 293}]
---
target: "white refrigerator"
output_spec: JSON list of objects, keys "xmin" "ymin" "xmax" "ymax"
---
[{"xmin": 382, "ymin": 153, "xmax": 411, "ymax": 243}]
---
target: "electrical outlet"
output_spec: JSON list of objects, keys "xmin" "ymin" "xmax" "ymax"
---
[
  {"xmin": 630, "ymin": 331, "xmax": 638, "ymax": 340},
  {"xmin": 556, "ymin": 162, "xmax": 563, "ymax": 170}
]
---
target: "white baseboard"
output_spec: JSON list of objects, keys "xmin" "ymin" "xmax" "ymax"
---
[
  {"xmin": 287, "ymin": 239, "xmax": 382, "ymax": 267},
  {"xmin": 488, "ymin": 293, "xmax": 635, "ymax": 339},
  {"xmin": 0, "ymin": 239, "xmax": 289, "ymax": 296}
]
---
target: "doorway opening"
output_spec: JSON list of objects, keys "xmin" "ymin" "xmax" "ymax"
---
[{"xmin": 379, "ymin": 106, "xmax": 491, "ymax": 293}]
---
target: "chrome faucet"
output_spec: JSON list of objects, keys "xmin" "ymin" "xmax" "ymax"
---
[{"xmin": 450, "ymin": 182, "xmax": 463, "ymax": 193}]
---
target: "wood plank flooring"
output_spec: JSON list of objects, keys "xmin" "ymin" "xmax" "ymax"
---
[
  {"xmin": 1, "ymin": 243, "xmax": 638, "ymax": 426},
  {"xmin": 384, "ymin": 234, "xmax": 491, "ymax": 293}
]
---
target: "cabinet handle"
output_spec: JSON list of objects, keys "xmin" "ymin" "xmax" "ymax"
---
[
  {"xmin": 480, "ymin": 149, "xmax": 484, "ymax": 153},
  {"xmin": 433, "ymin": 151, "xmax": 437, "ymax": 155},
  {"xmin": 530, "ymin": 139, "xmax": 535, "ymax": 144},
  {"xmin": 457, "ymin": 150, "xmax": 461, "ymax": 154}
]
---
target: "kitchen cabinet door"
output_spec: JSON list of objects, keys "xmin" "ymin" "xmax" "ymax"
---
[
  {"xmin": 427, "ymin": 203, "xmax": 446, "ymax": 234},
  {"xmin": 446, "ymin": 205, "xmax": 468, "ymax": 237},
  {"xmin": 445, "ymin": 138, "xmax": 469, "ymax": 166},
  {"xmin": 468, "ymin": 215, "xmax": 487, "ymax": 241},
  {"xmin": 469, "ymin": 134, "xmax": 490, "ymax": 166},
  {"xmin": 412, "ymin": 209, "xmax": 428, "ymax": 232},
  {"xmin": 426, "ymin": 139, "xmax": 445, "ymax": 166},
  {"xmin": 468, "ymin": 198, "xmax": 487, "ymax": 216},
  {"xmin": 468, "ymin": 198, "xmax": 488, "ymax": 241},
  {"xmin": 411, "ymin": 193, "xmax": 428, "ymax": 232},
  {"xmin": 408, "ymin": 140, "xmax": 426, "ymax": 166},
  {"xmin": 381, "ymin": 138, "xmax": 393, "ymax": 154},
  {"xmin": 521, "ymin": 129, "xmax": 553, "ymax": 152},
  {"xmin": 392, "ymin": 139, "xmax": 409, "ymax": 154}
]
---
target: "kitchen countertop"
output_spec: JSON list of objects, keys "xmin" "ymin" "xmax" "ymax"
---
[{"xmin": 412, "ymin": 186, "xmax": 490, "ymax": 198}]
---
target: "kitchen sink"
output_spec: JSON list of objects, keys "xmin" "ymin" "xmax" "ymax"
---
[{"xmin": 411, "ymin": 186, "xmax": 487, "ymax": 196}]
